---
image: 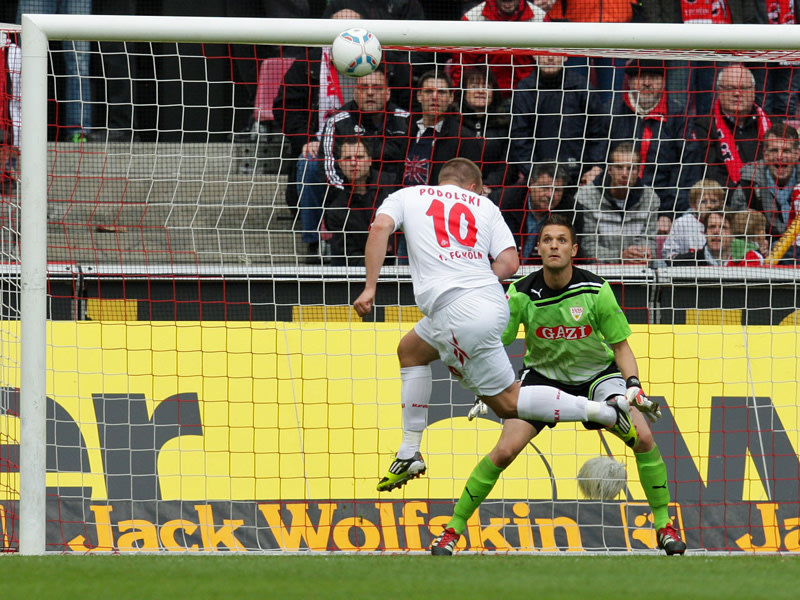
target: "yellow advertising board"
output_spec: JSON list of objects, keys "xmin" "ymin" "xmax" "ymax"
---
[{"xmin": 1, "ymin": 322, "xmax": 798, "ymax": 552}]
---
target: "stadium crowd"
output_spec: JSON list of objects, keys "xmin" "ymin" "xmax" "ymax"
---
[
  {"xmin": 267, "ymin": 0, "xmax": 800, "ymax": 267},
  {"xmin": 2, "ymin": 0, "xmax": 800, "ymax": 266}
]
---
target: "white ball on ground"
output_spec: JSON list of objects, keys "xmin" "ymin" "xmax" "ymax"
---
[
  {"xmin": 331, "ymin": 28, "xmax": 382, "ymax": 77},
  {"xmin": 577, "ymin": 455, "xmax": 627, "ymax": 500}
]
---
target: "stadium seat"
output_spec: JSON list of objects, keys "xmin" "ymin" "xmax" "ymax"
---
[{"xmin": 254, "ymin": 57, "xmax": 296, "ymax": 125}]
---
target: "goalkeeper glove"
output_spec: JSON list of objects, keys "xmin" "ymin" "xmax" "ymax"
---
[
  {"xmin": 467, "ymin": 398, "xmax": 488, "ymax": 421},
  {"xmin": 625, "ymin": 376, "xmax": 662, "ymax": 423}
]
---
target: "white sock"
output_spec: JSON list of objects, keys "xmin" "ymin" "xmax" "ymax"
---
[
  {"xmin": 515, "ymin": 385, "xmax": 616, "ymax": 426},
  {"xmin": 400, "ymin": 430, "xmax": 424, "ymax": 457},
  {"xmin": 396, "ymin": 365, "xmax": 431, "ymax": 459},
  {"xmin": 585, "ymin": 400, "xmax": 617, "ymax": 427}
]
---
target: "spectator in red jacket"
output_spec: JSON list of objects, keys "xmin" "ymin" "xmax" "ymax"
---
[
  {"xmin": 691, "ymin": 64, "xmax": 773, "ymax": 189},
  {"xmin": 453, "ymin": 1, "xmax": 551, "ymax": 95}
]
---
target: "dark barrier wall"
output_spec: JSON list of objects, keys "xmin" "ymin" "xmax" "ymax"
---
[
  {"xmin": 81, "ymin": 270, "xmax": 800, "ymax": 326},
  {"xmin": 1, "ymin": 268, "xmax": 797, "ymax": 325},
  {"xmin": 659, "ymin": 280, "xmax": 800, "ymax": 325}
]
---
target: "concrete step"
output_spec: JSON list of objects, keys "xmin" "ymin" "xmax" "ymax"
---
[
  {"xmin": 47, "ymin": 225, "xmax": 302, "ymax": 265},
  {"xmin": 45, "ymin": 177, "xmax": 289, "ymax": 207},
  {"xmin": 48, "ymin": 139, "xmax": 287, "ymax": 178},
  {"xmin": 47, "ymin": 194, "xmax": 294, "ymax": 230},
  {"xmin": 49, "ymin": 204, "xmax": 281, "ymax": 230},
  {"xmin": 35, "ymin": 140, "xmax": 302, "ymax": 266}
]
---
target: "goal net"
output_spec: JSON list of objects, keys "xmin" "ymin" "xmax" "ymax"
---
[{"xmin": 3, "ymin": 15, "xmax": 800, "ymax": 554}]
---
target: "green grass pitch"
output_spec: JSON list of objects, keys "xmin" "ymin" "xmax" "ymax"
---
[{"xmin": 1, "ymin": 555, "xmax": 798, "ymax": 600}]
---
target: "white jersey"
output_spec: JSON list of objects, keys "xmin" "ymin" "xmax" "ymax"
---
[{"xmin": 377, "ymin": 184, "xmax": 516, "ymax": 315}]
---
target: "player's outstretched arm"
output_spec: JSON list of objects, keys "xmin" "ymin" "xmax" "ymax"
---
[
  {"xmin": 491, "ymin": 247, "xmax": 520, "ymax": 282},
  {"xmin": 610, "ymin": 340, "xmax": 661, "ymax": 422},
  {"xmin": 353, "ymin": 214, "xmax": 395, "ymax": 317}
]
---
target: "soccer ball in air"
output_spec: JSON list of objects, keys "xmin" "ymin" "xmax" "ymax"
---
[{"xmin": 331, "ymin": 28, "xmax": 382, "ymax": 77}]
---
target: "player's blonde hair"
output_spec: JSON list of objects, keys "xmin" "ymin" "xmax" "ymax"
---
[{"xmin": 438, "ymin": 158, "xmax": 483, "ymax": 191}]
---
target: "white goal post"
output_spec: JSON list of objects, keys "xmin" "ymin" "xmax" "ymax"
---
[{"xmin": 17, "ymin": 15, "xmax": 800, "ymax": 555}]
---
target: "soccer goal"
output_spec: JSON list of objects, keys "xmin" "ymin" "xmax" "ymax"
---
[{"xmin": 3, "ymin": 14, "xmax": 800, "ymax": 555}]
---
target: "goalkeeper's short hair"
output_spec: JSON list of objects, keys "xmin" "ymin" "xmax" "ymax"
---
[{"xmin": 541, "ymin": 214, "xmax": 578, "ymax": 245}]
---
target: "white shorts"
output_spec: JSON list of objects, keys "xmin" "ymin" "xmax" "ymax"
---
[{"xmin": 414, "ymin": 285, "xmax": 515, "ymax": 397}]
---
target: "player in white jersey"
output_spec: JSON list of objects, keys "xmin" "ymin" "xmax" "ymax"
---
[
  {"xmin": 354, "ymin": 158, "xmax": 642, "ymax": 492},
  {"xmin": 379, "ymin": 182, "xmax": 515, "ymax": 317}
]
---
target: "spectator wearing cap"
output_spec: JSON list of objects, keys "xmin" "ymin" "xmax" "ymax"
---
[
  {"xmin": 642, "ymin": 2, "xmax": 765, "ymax": 116},
  {"xmin": 547, "ymin": 0, "xmax": 643, "ymax": 105},
  {"xmin": 593, "ymin": 58, "xmax": 701, "ymax": 232}
]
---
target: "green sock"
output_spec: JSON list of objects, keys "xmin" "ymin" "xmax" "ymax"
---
[
  {"xmin": 447, "ymin": 455, "xmax": 505, "ymax": 535},
  {"xmin": 635, "ymin": 445, "xmax": 671, "ymax": 530}
]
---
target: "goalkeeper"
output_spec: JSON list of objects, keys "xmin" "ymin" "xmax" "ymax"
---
[{"xmin": 431, "ymin": 214, "xmax": 685, "ymax": 556}]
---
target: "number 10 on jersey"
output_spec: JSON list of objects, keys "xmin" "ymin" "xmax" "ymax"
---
[{"xmin": 426, "ymin": 200, "xmax": 478, "ymax": 248}]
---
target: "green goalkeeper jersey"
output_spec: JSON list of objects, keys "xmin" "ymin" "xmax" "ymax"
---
[{"xmin": 502, "ymin": 266, "xmax": 631, "ymax": 385}]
